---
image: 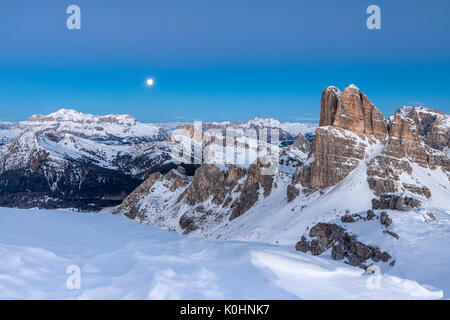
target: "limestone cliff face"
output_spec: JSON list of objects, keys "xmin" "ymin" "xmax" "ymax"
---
[
  {"xmin": 319, "ymin": 86, "xmax": 340, "ymax": 127},
  {"xmin": 320, "ymin": 85, "xmax": 387, "ymax": 140},
  {"xmin": 367, "ymin": 110, "xmax": 449, "ymax": 197},
  {"xmin": 308, "ymin": 127, "xmax": 369, "ymax": 189},
  {"xmin": 182, "ymin": 164, "xmax": 246, "ymax": 206},
  {"xmin": 181, "ymin": 162, "xmax": 274, "ymax": 222},
  {"xmin": 298, "ymin": 85, "xmax": 388, "ymax": 190},
  {"xmin": 401, "ymin": 106, "xmax": 450, "ymax": 152},
  {"xmin": 292, "ymin": 85, "xmax": 449, "ymax": 202}
]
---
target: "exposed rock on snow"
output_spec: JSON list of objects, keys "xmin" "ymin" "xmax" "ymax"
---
[
  {"xmin": 183, "ymin": 164, "xmax": 246, "ymax": 207},
  {"xmin": 295, "ymin": 221, "xmax": 392, "ymax": 269},
  {"xmin": 372, "ymin": 195, "xmax": 422, "ymax": 211},
  {"xmin": 367, "ymin": 111, "xmax": 449, "ymax": 197},
  {"xmin": 380, "ymin": 212, "xmax": 393, "ymax": 227},
  {"xmin": 114, "ymin": 161, "xmax": 276, "ymax": 233},
  {"xmin": 291, "ymin": 133, "xmax": 312, "ymax": 155},
  {"xmin": 286, "ymin": 184, "xmax": 300, "ymax": 202}
]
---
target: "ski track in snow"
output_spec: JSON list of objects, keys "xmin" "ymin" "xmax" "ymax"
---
[{"xmin": 0, "ymin": 208, "xmax": 443, "ymax": 300}]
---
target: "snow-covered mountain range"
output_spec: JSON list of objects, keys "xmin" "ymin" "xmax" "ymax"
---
[{"xmin": 0, "ymin": 109, "xmax": 317, "ymax": 209}]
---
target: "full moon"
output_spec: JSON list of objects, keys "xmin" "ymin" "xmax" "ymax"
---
[{"xmin": 146, "ymin": 78, "xmax": 155, "ymax": 86}]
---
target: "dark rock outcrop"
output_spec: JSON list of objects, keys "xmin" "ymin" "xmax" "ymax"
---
[
  {"xmin": 179, "ymin": 214, "xmax": 198, "ymax": 233},
  {"xmin": 341, "ymin": 215, "xmax": 356, "ymax": 223},
  {"xmin": 367, "ymin": 209, "xmax": 375, "ymax": 220},
  {"xmin": 295, "ymin": 236, "xmax": 310, "ymax": 252},
  {"xmin": 295, "ymin": 222, "xmax": 392, "ymax": 268},
  {"xmin": 380, "ymin": 212, "xmax": 393, "ymax": 227},
  {"xmin": 372, "ymin": 195, "xmax": 422, "ymax": 211},
  {"xmin": 287, "ymin": 185, "xmax": 300, "ymax": 202}
]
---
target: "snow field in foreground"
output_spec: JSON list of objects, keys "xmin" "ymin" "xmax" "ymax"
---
[{"xmin": 0, "ymin": 208, "xmax": 443, "ymax": 299}]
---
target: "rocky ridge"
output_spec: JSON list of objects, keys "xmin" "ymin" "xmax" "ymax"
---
[
  {"xmin": 115, "ymin": 161, "xmax": 276, "ymax": 233},
  {"xmin": 290, "ymin": 85, "xmax": 449, "ymax": 205}
]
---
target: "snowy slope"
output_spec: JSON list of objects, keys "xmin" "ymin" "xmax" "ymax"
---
[{"xmin": 0, "ymin": 208, "xmax": 443, "ymax": 300}]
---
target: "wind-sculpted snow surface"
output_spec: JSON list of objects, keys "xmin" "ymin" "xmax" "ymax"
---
[{"xmin": 0, "ymin": 208, "xmax": 443, "ymax": 299}]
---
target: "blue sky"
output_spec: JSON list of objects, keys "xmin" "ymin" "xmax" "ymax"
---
[{"xmin": 0, "ymin": 0, "xmax": 449, "ymax": 122}]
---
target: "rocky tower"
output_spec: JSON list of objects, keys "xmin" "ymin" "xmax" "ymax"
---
[
  {"xmin": 303, "ymin": 85, "xmax": 388, "ymax": 190},
  {"xmin": 367, "ymin": 107, "xmax": 449, "ymax": 198},
  {"xmin": 296, "ymin": 85, "xmax": 450, "ymax": 203},
  {"xmin": 319, "ymin": 86, "xmax": 340, "ymax": 127},
  {"xmin": 296, "ymin": 85, "xmax": 450, "ymax": 201},
  {"xmin": 319, "ymin": 85, "xmax": 387, "ymax": 140}
]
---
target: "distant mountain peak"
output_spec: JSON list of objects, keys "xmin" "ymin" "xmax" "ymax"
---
[
  {"xmin": 28, "ymin": 108, "xmax": 138, "ymax": 125},
  {"xmin": 247, "ymin": 117, "xmax": 282, "ymax": 127}
]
